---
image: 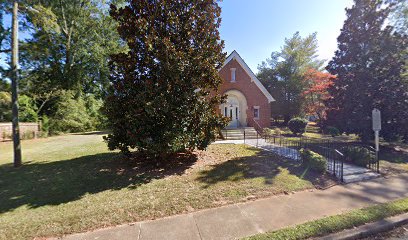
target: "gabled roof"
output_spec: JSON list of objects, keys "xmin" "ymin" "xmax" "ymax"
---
[{"xmin": 221, "ymin": 50, "xmax": 275, "ymax": 103}]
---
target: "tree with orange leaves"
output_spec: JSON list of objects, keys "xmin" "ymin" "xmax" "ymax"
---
[{"xmin": 301, "ymin": 68, "xmax": 336, "ymax": 122}]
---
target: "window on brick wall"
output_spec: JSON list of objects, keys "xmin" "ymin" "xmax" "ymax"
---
[
  {"xmin": 230, "ymin": 68, "xmax": 236, "ymax": 82},
  {"xmin": 253, "ymin": 106, "xmax": 260, "ymax": 119}
]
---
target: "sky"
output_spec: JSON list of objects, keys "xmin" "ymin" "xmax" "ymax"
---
[
  {"xmin": 219, "ymin": 0, "xmax": 354, "ymax": 73},
  {"xmin": 1, "ymin": 0, "xmax": 355, "ymax": 72}
]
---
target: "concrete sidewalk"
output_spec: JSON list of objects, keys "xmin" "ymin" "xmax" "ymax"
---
[{"xmin": 56, "ymin": 174, "xmax": 408, "ymax": 240}]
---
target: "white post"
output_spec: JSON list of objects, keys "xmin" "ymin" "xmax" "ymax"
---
[
  {"xmin": 375, "ymin": 130, "xmax": 379, "ymax": 152},
  {"xmin": 372, "ymin": 108, "xmax": 381, "ymax": 173}
]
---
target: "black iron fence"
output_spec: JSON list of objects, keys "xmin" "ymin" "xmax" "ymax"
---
[
  {"xmin": 262, "ymin": 135, "xmax": 379, "ymax": 182},
  {"xmin": 219, "ymin": 128, "xmax": 380, "ymax": 183}
]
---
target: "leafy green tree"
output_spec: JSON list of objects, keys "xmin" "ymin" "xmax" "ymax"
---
[
  {"xmin": 105, "ymin": 0, "xmax": 228, "ymax": 157},
  {"xmin": 20, "ymin": 0, "xmax": 125, "ymax": 98},
  {"xmin": 0, "ymin": 91, "xmax": 11, "ymax": 121},
  {"xmin": 84, "ymin": 94, "xmax": 106, "ymax": 129},
  {"xmin": 0, "ymin": 80, "xmax": 10, "ymax": 91},
  {"xmin": 48, "ymin": 91, "xmax": 93, "ymax": 134},
  {"xmin": 257, "ymin": 32, "xmax": 324, "ymax": 123},
  {"xmin": 18, "ymin": 95, "xmax": 38, "ymax": 122},
  {"xmin": 325, "ymin": 0, "xmax": 408, "ymax": 142},
  {"xmin": 0, "ymin": 0, "xmax": 125, "ymax": 135},
  {"xmin": 0, "ymin": 92, "xmax": 38, "ymax": 122},
  {"xmin": 9, "ymin": 0, "xmax": 126, "ymax": 129},
  {"xmin": 390, "ymin": 0, "xmax": 408, "ymax": 83},
  {"xmin": 0, "ymin": 2, "xmax": 8, "ymax": 80}
]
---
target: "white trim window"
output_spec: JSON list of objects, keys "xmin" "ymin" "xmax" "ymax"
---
[
  {"xmin": 253, "ymin": 106, "xmax": 260, "ymax": 119},
  {"xmin": 230, "ymin": 68, "xmax": 236, "ymax": 82}
]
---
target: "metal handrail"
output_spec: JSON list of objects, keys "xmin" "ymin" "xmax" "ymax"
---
[
  {"xmin": 264, "ymin": 134, "xmax": 346, "ymax": 182},
  {"xmin": 252, "ymin": 119, "xmax": 263, "ymax": 135},
  {"xmin": 221, "ymin": 119, "xmax": 245, "ymax": 141},
  {"xmin": 334, "ymin": 149, "xmax": 344, "ymax": 182},
  {"xmin": 365, "ymin": 145, "xmax": 379, "ymax": 173}
]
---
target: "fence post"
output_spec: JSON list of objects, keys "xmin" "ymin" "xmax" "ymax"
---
[
  {"xmin": 332, "ymin": 140, "xmax": 334, "ymax": 177},
  {"xmin": 340, "ymin": 158, "xmax": 344, "ymax": 182},
  {"xmin": 244, "ymin": 129, "xmax": 246, "ymax": 144},
  {"xmin": 256, "ymin": 131, "xmax": 258, "ymax": 147},
  {"xmin": 376, "ymin": 150, "xmax": 379, "ymax": 173}
]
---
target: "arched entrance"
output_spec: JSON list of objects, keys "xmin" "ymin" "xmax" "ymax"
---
[{"xmin": 220, "ymin": 90, "xmax": 248, "ymax": 128}]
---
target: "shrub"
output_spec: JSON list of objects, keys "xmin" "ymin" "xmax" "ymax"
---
[
  {"xmin": 342, "ymin": 146, "xmax": 373, "ymax": 167},
  {"xmin": 326, "ymin": 126, "xmax": 340, "ymax": 137},
  {"xmin": 273, "ymin": 128, "xmax": 282, "ymax": 136},
  {"xmin": 262, "ymin": 128, "xmax": 274, "ymax": 138},
  {"xmin": 300, "ymin": 148, "xmax": 327, "ymax": 174},
  {"xmin": 288, "ymin": 118, "xmax": 308, "ymax": 135}
]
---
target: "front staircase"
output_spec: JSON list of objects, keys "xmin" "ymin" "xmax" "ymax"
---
[
  {"xmin": 341, "ymin": 164, "xmax": 381, "ymax": 183},
  {"xmin": 221, "ymin": 127, "xmax": 259, "ymax": 140}
]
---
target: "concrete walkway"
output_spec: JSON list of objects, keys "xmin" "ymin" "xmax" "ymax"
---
[
  {"xmin": 55, "ymin": 174, "xmax": 408, "ymax": 240},
  {"xmin": 218, "ymin": 138, "xmax": 381, "ymax": 183}
]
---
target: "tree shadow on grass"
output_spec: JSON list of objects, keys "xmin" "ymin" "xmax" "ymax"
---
[
  {"xmin": 196, "ymin": 148, "xmax": 337, "ymax": 189},
  {"xmin": 380, "ymin": 146, "xmax": 408, "ymax": 164},
  {"xmin": 0, "ymin": 151, "xmax": 197, "ymax": 214}
]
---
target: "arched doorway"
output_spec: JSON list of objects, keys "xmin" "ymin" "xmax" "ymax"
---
[{"xmin": 220, "ymin": 90, "xmax": 248, "ymax": 128}]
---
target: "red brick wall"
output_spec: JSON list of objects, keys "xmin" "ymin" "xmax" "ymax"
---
[{"xmin": 218, "ymin": 59, "xmax": 271, "ymax": 129}]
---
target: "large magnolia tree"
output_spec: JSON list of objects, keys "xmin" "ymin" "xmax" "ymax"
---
[
  {"xmin": 104, "ymin": 0, "xmax": 228, "ymax": 157},
  {"xmin": 325, "ymin": 0, "xmax": 408, "ymax": 142}
]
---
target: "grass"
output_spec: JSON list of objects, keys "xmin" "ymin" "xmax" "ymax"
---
[
  {"xmin": 275, "ymin": 122, "xmax": 408, "ymax": 173},
  {"xmin": 244, "ymin": 197, "xmax": 408, "ymax": 240},
  {"xmin": 0, "ymin": 132, "xmax": 327, "ymax": 240},
  {"xmin": 270, "ymin": 122, "xmax": 359, "ymax": 142},
  {"xmin": 379, "ymin": 146, "xmax": 408, "ymax": 174}
]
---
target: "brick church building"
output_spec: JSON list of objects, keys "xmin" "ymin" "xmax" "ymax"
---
[{"xmin": 218, "ymin": 50, "xmax": 275, "ymax": 130}]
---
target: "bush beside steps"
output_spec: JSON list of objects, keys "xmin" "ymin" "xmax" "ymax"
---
[{"xmin": 300, "ymin": 148, "xmax": 327, "ymax": 174}]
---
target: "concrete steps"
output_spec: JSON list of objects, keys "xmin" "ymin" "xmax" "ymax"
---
[
  {"xmin": 328, "ymin": 161, "xmax": 381, "ymax": 183},
  {"xmin": 221, "ymin": 127, "xmax": 259, "ymax": 140}
]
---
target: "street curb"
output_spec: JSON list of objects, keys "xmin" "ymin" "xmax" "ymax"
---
[{"xmin": 318, "ymin": 212, "xmax": 408, "ymax": 240}]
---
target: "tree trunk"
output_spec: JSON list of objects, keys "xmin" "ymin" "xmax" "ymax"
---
[{"xmin": 11, "ymin": 1, "xmax": 22, "ymax": 167}]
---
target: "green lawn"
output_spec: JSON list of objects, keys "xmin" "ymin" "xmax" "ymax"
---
[
  {"xmin": 291, "ymin": 122, "xmax": 408, "ymax": 173},
  {"xmin": 379, "ymin": 144, "xmax": 408, "ymax": 174},
  {"xmin": 0, "ymin": 133, "xmax": 329, "ymax": 240},
  {"xmin": 244, "ymin": 197, "xmax": 408, "ymax": 240}
]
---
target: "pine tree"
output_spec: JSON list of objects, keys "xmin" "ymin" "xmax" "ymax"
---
[
  {"xmin": 104, "ymin": 0, "xmax": 228, "ymax": 158},
  {"xmin": 326, "ymin": 0, "xmax": 408, "ymax": 141}
]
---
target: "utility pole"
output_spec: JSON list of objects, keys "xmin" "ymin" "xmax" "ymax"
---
[{"xmin": 11, "ymin": 1, "xmax": 22, "ymax": 167}]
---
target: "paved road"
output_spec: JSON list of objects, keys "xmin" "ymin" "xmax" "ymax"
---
[{"xmin": 361, "ymin": 223, "xmax": 408, "ymax": 239}]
